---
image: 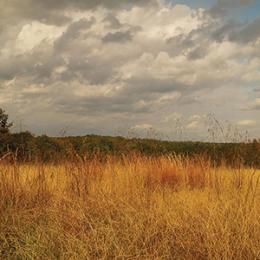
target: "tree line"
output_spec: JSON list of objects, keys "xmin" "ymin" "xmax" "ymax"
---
[{"xmin": 0, "ymin": 109, "xmax": 260, "ymax": 167}]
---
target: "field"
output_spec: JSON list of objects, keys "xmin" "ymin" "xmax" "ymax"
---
[{"xmin": 0, "ymin": 154, "xmax": 260, "ymax": 259}]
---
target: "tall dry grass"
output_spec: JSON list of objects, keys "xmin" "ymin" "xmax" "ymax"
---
[{"xmin": 0, "ymin": 154, "xmax": 260, "ymax": 259}]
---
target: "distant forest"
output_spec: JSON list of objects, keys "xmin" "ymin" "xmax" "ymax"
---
[{"xmin": 1, "ymin": 109, "xmax": 260, "ymax": 167}]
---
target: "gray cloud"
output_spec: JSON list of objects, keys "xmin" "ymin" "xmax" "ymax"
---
[
  {"xmin": 167, "ymin": 15, "xmax": 259, "ymax": 62},
  {"xmin": 210, "ymin": 21, "xmax": 242, "ymax": 42},
  {"xmin": 0, "ymin": 41, "xmax": 64, "ymax": 82},
  {"xmin": 248, "ymin": 101, "xmax": 260, "ymax": 110},
  {"xmin": 102, "ymin": 30, "xmax": 133, "ymax": 43},
  {"xmin": 209, "ymin": 0, "xmax": 256, "ymax": 17},
  {"xmin": 103, "ymin": 14, "xmax": 122, "ymax": 29},
  {"xmin": 102, "ymin": 22, "xmax": 142, "ymax": 43},
  {"xmin": 0, "ymin": 0, "xmax": 71, "ymax": 26},
  {"xmin": 56, "ymin": 95, "xmax": 153, "ymax": 115},
  {"xmin": 187, "ymin": 45, "xmax": 209, "ymax": 60},
  {"xmin": 229, "ymin": 17, "xmax": 260, "ymax": 43},
  {"xmin": 65, "ymin": 55, "xmax": 117, "ymax": 85},
  {"xmin": 54, "ymin": 18, "xmax": 96, "ymax": 51},
  {"xmin": 205, "ymin": 17, "xmax": 260, "ymax": 44},
  {"xmin": 0, "ymin": 0, "xmax": 157, "ymax": 27}
]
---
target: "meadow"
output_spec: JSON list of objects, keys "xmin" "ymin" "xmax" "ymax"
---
[{"xmin": 0, "ymin": 154, "xmax": 260, "ymax": 259}]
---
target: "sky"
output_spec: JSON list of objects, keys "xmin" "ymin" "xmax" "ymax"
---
[{"xmin": 0, "ymin": 0, "xmax": 259, "ymax": 141}]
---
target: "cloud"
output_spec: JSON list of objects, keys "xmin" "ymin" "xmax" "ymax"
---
[
  {"xmin": 0, "ymin": 0, "xmax": 259, "ymax": 138},
  {"xmin": 0, "ymin": 0, "xmax": 158, "ymax": 27},
  {"xmin": 209, "ymin": 0, "xmax": 256, "ymax": 17},
  {"xmin": 133, "ymin": 123, "xmax": 153, "ymax": 129},
  {"xmin": 103, "ymin": 14, "xmax": 122, "ymax": 29},
  {"xmin": 186, "ymin": 120, "xmax": 200, "ymax": 130},
  {"xmin": 102, "ymin": 30, "xmax": 133, "ymax": 43},
  {"xmin": 54, "ymin": 18, "xmax": 96, "ymax": 50},
  {"xmin": 237, "ymin": 120, "xmax": 257, "ymax": 126},
  {"xmin": 248, "ymin": 98, "xmax": 260, "ymax": 110},
  {"xmin": 229, "ymin": 17, "xmax": 260, "ymax": 43}
]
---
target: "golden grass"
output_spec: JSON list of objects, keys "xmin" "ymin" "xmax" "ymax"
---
[{"xmin": 0, "ymin": 154, "xmax": 260, "ymax": 259}]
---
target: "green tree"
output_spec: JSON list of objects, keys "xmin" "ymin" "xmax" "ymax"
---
[{"xmin": 0, "ymin": 108, "xmax": 13, "ymax": 135}]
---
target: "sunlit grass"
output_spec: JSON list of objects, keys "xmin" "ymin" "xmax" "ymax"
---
[{"xmin": 0, "ymin": 154, "xmax": 260, "ymax": 259}]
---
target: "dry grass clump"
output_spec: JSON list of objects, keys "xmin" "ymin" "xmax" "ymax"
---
[{"xmin": 0, "ymin": 154, "xmax": 260, "ymax": 259}]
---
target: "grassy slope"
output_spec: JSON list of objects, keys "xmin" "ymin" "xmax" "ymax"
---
[{"xmin": 0, "ymin": 155, "xmax": 260, "ymax": 259}]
